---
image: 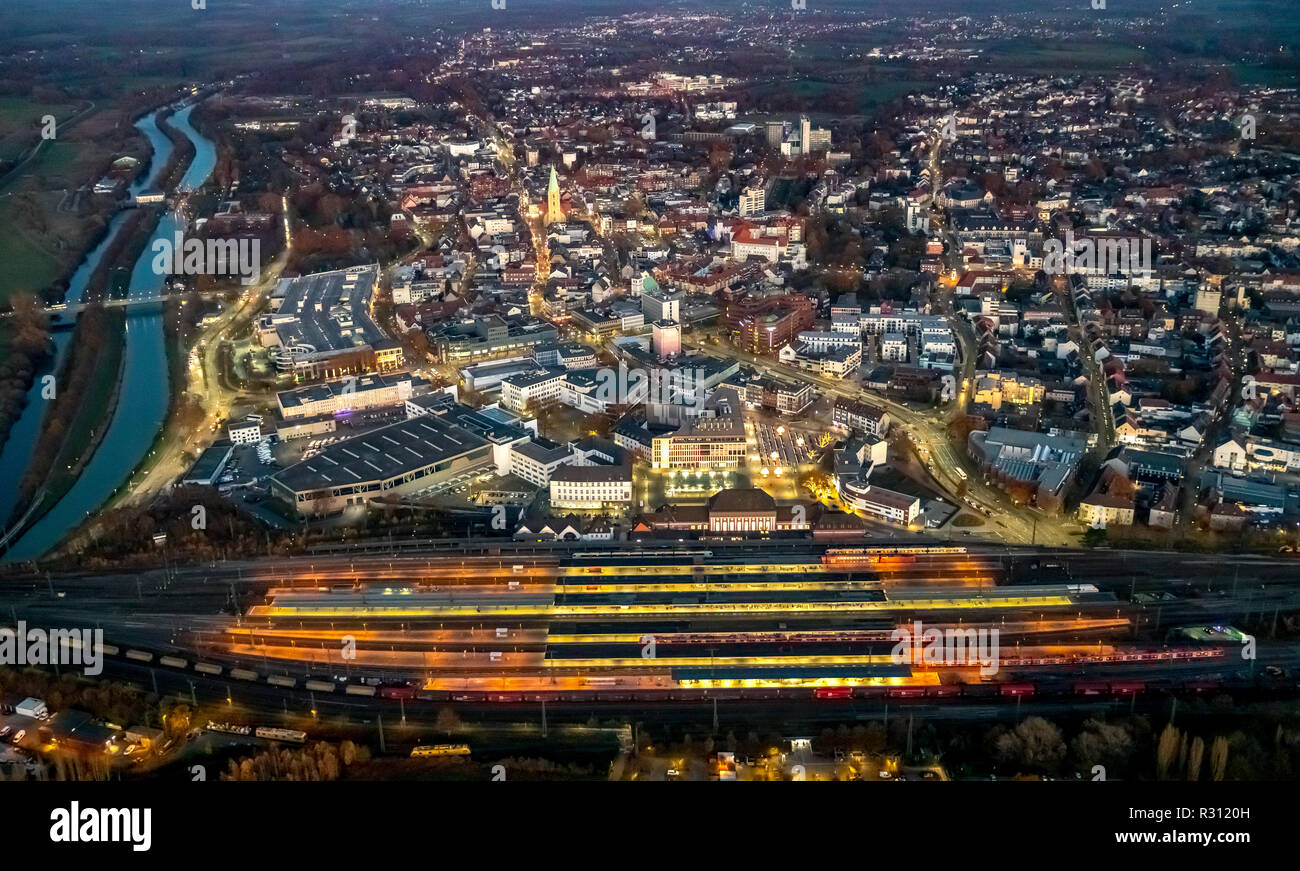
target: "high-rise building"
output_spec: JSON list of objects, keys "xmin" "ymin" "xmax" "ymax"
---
[
  {"xmin": 765, "ymin": 120, "xmax": 785, "ymax": 148},
  {"xmin": 640, "ymin": 273, "xmax": 680, "ymax": 323},
  {"xmin": 738, "ymin": 186, "xmax": 766, "ymax": 217},
  {"xmin": 800, "ymin": 116, "xmax": 811, "ymax": 154},
  {"xmin": 653, "ymin": 319, "xmax": 682, "ymax": 359}
]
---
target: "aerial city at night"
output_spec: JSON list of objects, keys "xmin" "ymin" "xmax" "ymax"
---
[{"xmin": 0, "ymin": 0, "xmax": 1296, "ymax": 849}]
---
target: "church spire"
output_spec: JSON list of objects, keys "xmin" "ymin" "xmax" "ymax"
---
[{"xmin": 546, "ymin": 165, "xmax": 563, "ymax": 225}]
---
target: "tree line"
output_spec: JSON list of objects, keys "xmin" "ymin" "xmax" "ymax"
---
[{"xmin": 0, "ymin": 292, "xmax": 52, "ymax": 455}]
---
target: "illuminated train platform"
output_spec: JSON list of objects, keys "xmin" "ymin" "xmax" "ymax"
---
[
  {"xmin": 246, "ymin": 583, "xmax": 1097, "ymax": 619},
  {"xmin": 201, "ymin": 546, "xmax": 1240, "ymax": 700},
  {"xmin": 556, "ymin": 547, "xmax": 1002, "ymax": 588}
]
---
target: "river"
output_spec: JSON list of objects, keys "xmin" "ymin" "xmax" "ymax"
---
[{"xmin": 3, "ymin": 102, "xmax": 216, "ymax": 560}]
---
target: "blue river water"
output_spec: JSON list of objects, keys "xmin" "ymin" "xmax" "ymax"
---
[
  {"xmin": 3, "ymin": 102, "xmax": 216, "ymax": 560},
  {"xmin": 130, "ymin": 111, "xmax": 175, "ymax": 197}
]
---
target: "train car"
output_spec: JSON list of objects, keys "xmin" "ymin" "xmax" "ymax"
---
[
  {"xmin": 100, "ymin": 643, "xmax": 121, "ymax": 657},
  {"xmin": 266, "ymin": 675, "xmax": 297, "ymax": 689},
  {"xmin": 304, "ymin": 679, "xmax": 336, "ymax": 693},
  {"xmin": 1072, "ymin": 680, "xmax": 1111, "ymax": 696},
  {"xmin": 230, "ymin": 668, "xmax": 258, "ymax": 682},
  {"xmin": 1109, "ymin": 680, "xmax": 1146, "ymax": 696},
  {"xmin": 206, "ymin": 721, "xmax": 251, "ymax": 736},
  {"xmin": 194, "ymin": 662, "xmax": 222, "ymax": 676},
  {"xmin": 813, "ymin": 686, "xmax": 853, "ymax": 700},
  {"xmin": 125, "ymin": 649, "xmax": 153, "ymax": 663},
  {"xmin": 411, "ymin": 744, "xmax": 471, "ymax": 757},
  {"xmin": 159, "ymin": 655, "xmax": 188, "ymax": 669},
  {"xmin": 523, "ymin": 692, "xmax": 559, "ymax": 703},
  {"xmin": 344, "ymin": 683, "xmax": 376, "ymax": 697},
  {"xmin": 961, "ymin": 683, "xmax": 1000, "ymax": 698},
  {"xmin": 853, "ymin": 685, "xmax": 889, "ymax": 699},
  {"xmin": 928, "ymin": 685, "xmax": 963, "ymax": 698},
  {"xmin": 1180, "ymin": 679, "xmax": 1222, "ymax": 694},
  {"xmin": 998, "ymin": 683, "xmax": 1036, "ymax": 697},
  {"xmin": 1034, "ymin": 679, "xmax": 1074, "ymax": 697},
  {"xmin": 887, "ymin": 687, "xmax": 927, "ymax": 699},
  {"xmin": 416, "ymin": 690, "xmax": 451, "ymax": 702},
  {"xmin": 379, "ymin": 685, "xmax": 416, "ymax": 700},
  {"xmin": 254, "ymin": 727, "xmax": 307, "ymax": 743}
]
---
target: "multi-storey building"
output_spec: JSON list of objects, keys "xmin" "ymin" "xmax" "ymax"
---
[
  {"xmin": 738, "ymin": 186, "xmax": 766, "ymax": 217},
  {"xmin": 725, "ymin": 294, "xmax": 816, "ymax": 355},
  {"xmin": 500, "ymin": 368, "xmax": 565, "ymax": 414},
  {"xmin": 509, "ymin": 437, "xmax": 577, "ymax": 487},
  {"xmin": 549, "ymin": 464, "xmax": 634, "ymax": 510},
  {"xmin": 651, "ymin": 388, "xmax": 747, "ymax": 470},
  {"xmin": 277, "ymin": 374, "xmax": 419, "ymax": 420},
  {"xmin": 832, "ymin": 398, "xmax": 891, "ymax": 438}
]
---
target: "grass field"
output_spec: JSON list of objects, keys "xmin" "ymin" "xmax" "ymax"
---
[
  {"xmin": 982, "ymin": 42, "xmax": 1148, "ymax": 71},
  {"xmin": 0, "ymin": 96, "xmax": 81, "ymax": 162},
  {"xmin": 859, "ymin": 79, "xmax": 934, "ymax": 111},
  {"xmin": 0, "ymin": 219, "xmax": 61, "ymax": 301},
  {"xmin": 0, "ymin": 103, "xmax": 142, "ymax": 305}
]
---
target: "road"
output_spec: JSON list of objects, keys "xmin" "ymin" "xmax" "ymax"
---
[{"xmin": 112, "ymin": 195, "xmax": 295, "ymax": 506}]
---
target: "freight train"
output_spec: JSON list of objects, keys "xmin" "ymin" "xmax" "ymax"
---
[{"xmin": 389, "ymin": 674, "xmax": 1246, "ymax": 704}]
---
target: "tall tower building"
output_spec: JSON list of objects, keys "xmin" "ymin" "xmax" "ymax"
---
[
  {"xmin": 652, "ymin": 319, "xmax": 682, "ymax": 359},
  {"xmin": 546, "ymin": 166, "xmax": 563, "ymax": 225},
  {"xmin": 800, "ymin": 115, "xmax": 811, "ymax": 155},
  {"xmin": 765, "ymin": 120, "xmax": 785, "ymax": 148}
]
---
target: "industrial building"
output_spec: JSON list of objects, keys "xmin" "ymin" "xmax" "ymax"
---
[{"xmin": 270, "ymin": 413, "xmax": 495, "ymax": 516}]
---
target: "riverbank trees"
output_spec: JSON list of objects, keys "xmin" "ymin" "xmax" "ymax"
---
[{"xmin": 0, "ymin": 291, "xmax": 52, "ymax": 454}]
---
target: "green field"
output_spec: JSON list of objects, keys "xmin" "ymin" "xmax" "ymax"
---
[
  {"xmin": 0, "ymin": 139, "xmax": 100, "ymax": 304},
  {"xmin": 0, "ymin": 219, "xmax": 61, "ymax": 302},
  {"xmin": 982, "ymin": 42, "xmax": 1148, "ymax": 71},
  {"xmin": 0, "ymin": 96, "xmax": 81, "ymax": 162},
  {"xmin": 859, "ymin": 79, "xmax": 934, "ymax": 111}
]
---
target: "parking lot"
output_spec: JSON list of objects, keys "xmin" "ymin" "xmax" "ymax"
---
[
  {"xmin": 750, "ymin": 421, "xmax": 817, "ymax": 468},
  {"xmin": 0, "ymin": 710, "xmax": 45, "ymax": 756}
]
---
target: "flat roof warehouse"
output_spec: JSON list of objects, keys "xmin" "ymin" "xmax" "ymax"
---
[{"xmin": 271, "ymin": 414, "xmax": 492, "ymax": 506}]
